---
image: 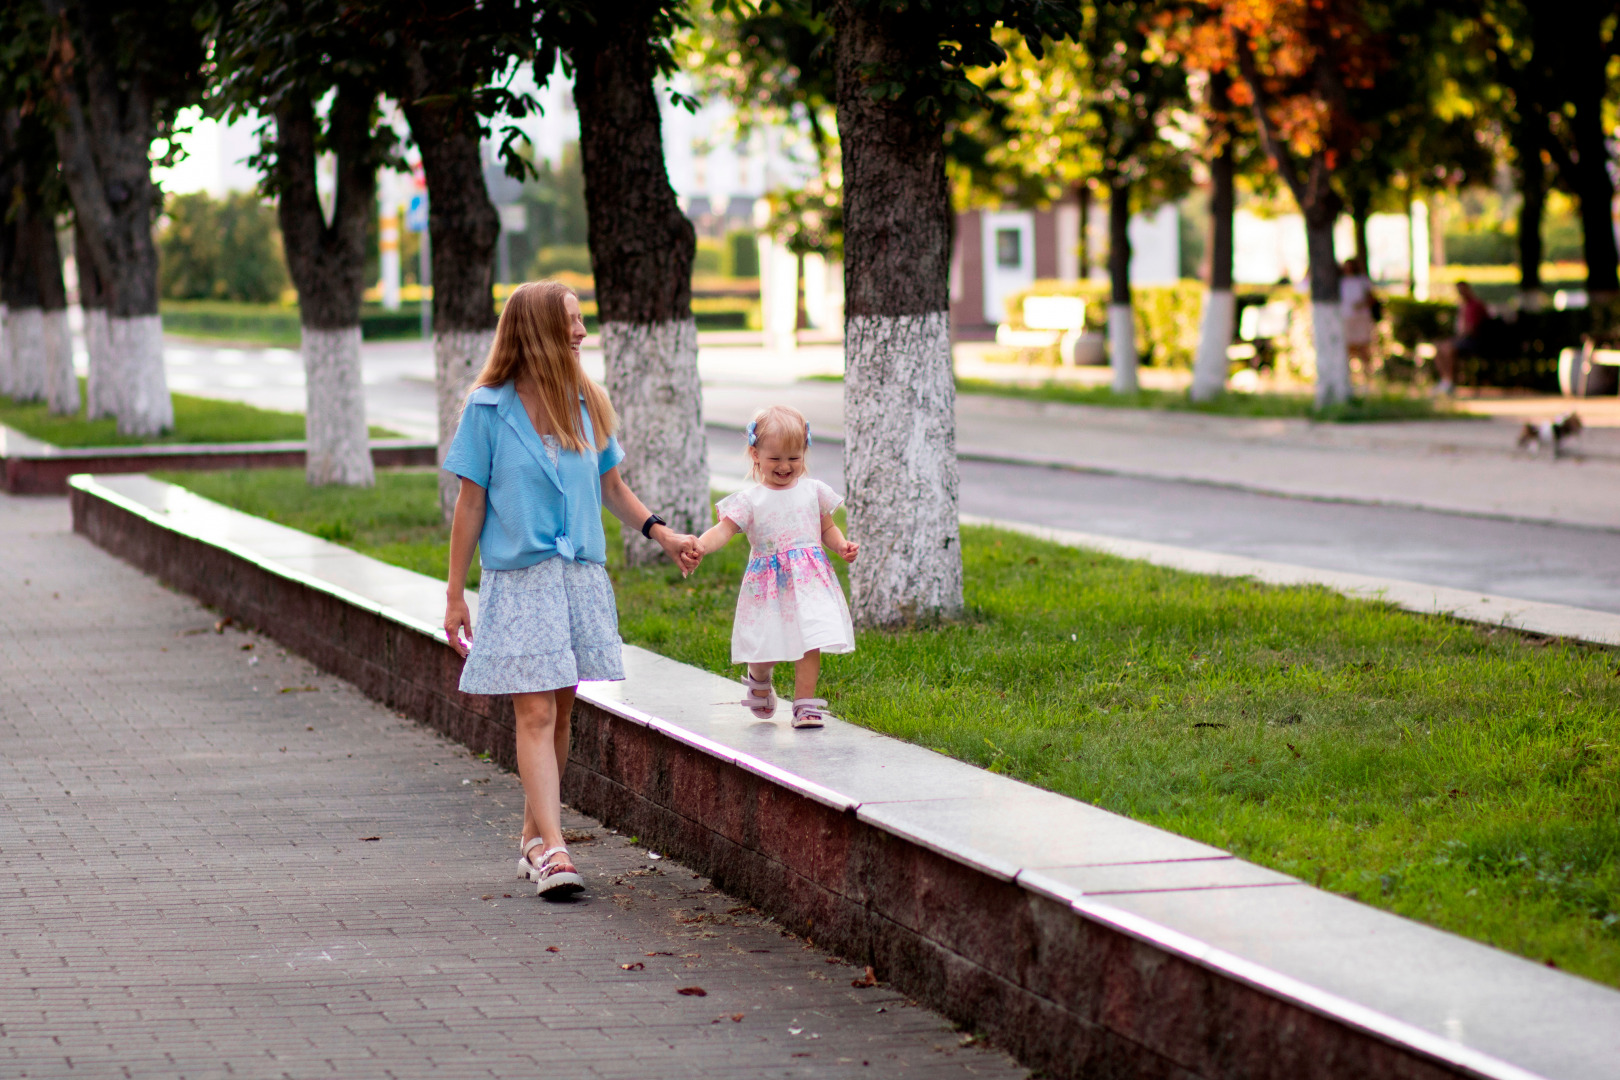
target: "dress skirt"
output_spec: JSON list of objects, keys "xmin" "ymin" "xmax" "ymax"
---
[
  {"xmin": 731, "ymin": 545, "xmax": 856, "ymax": 664},
  {"xmin": 459, "ymin": 557, "xmax": 625, "ymax": 695}
]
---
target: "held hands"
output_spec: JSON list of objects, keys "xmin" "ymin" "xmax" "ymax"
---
[
  {"xmin": 653, "ymin": 526, "xmax": 704, "ymax": 576},
  {"xmin": 677, "ymin": 536, "xmax": 704, "ymax": 576}
]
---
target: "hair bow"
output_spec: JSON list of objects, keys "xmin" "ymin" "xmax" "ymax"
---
[
  {"xmin": 746, "ymin": 421, "xmax": 758, "ymax": 446},
  {"xmin": 805, "ymin": 423, "xmax": 813, "ymax": 447}
]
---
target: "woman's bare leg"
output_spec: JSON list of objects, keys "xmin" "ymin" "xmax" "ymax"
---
[
  {"xmin": 514, "ymin": 686, "xmax": 578, "ymax": 872},
  {"xmin": 793, "ymin": 649, "xmax": 821, "ymax": 699}
]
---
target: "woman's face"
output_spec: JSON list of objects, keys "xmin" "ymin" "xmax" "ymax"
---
[
  {"xmin": 562, "ymin": 293, "xmax": 587, "ymax": 359},
  {"xmin": 750, "ymin": 431, "xmax": 805, "ymax": 489}
]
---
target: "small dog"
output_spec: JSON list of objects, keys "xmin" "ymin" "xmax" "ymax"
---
[{"xmin": 1516, "ymin": 412, "xmax": 1584, "ymax": 458}]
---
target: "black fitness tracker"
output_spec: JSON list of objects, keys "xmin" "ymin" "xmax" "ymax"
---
[{"xmin": 640, "ymin": 513, "xmax": 667, "ymax": 539}]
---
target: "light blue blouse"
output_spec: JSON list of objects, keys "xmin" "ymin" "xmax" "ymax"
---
[{"xmin": 442, "ymin": 381, "xmax": 625, "ymax": 569}]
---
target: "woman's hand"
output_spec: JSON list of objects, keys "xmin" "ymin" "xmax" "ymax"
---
[
  {"xmin": 445, "ymin": 595, "xmax": 473, "ymax": 657},
  {"xmin": 654, "ymin": 526, "xmax": 699, "ymax": 568}
]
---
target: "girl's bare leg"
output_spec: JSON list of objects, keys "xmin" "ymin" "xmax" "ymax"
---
[
  {"xmin": 746, "ymin": 662, "xmax": 775, "ymax": 706},
  {"xmin": 515, "ymin": 685, "xmax": 578, "ymax": 872},
  {"xmin": 793, "ymin": 649, "xmax": 821, "ymax": 699}
]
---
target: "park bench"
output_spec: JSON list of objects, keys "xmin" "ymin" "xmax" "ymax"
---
[
  {"xmin": 1559, "ymin": 341, "xmax": 1620, "ymax": 397},
  {"xmin": 995, "ymin": 295, "xmax": 1102, "ymax": 364}
]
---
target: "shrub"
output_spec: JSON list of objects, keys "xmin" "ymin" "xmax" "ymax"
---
[
  {"xmin": 726, "ymin": 230, "xmax": 759, "ymax": 278},
  {"xmin": 693, "ymin": 239, "xmax": 724, "ymax": 276},
  {"xmin": 1444, "ymin": 231, "xmax": 1517, "ymax": 266},
  {"xmin": 1386, "ymin": 296, "xmax": 1584, "ymax": 392},
  {"xmin": 159, "ymin": 191, "xmax": 289, "ymax": 303},
  {"xmin": 1005, "ymin": 279, "xmax": 1207, "ymax": 368},
  {"xmin": 529, "ymin": 244, "xmax": 594, "ymax": 277}
]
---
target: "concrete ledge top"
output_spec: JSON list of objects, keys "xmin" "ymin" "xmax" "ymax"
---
[
  {"xmin": 71, "ymin": 471, "xmax": 1620, "ymax": 1080},
  {"xmin": 1, "ymin": 423, "xmax": 431, "ymax": 461}
]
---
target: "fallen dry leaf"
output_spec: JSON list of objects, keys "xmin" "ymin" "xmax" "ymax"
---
[
  {"xmin": 851, "ymin": 966, "xmax": 878, "ymax": 988},
  {"xmin": 545, "ymin": 946, "xmax": 560, "ymax": 953},
  {"xmin": 676, "ymin": 986, "xmax": 707, "ymax": 997},
  {"xmin": 731, "ymin": 1013, "xmax": 744, "ymax": 1022},
  {"xmin": 361, "ymin": 836, "xmax": 380, "ymax": 842},
  {"xmin": 620, "ymin": 962, "xmax": 644, "ymax": 971}
]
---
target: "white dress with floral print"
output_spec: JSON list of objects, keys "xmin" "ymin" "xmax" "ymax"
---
[{"xmin": 716, "ymin": 478, "xmax": 856, "ymax": 664}]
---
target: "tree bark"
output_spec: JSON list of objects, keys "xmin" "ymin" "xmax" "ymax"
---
[
  {"xmin": 1191, "ymin": 137, "xmax": 1235, "ymax": 401},
  {"xmin": 1305, "ymin": 213, "xmax": 1350, "ymax": 408},
  {"xmin": 1567, "ymin": 44, "xmax": 1619, "ymax": 296},
  {"xmin": 398, "ymin": 46, "xmax": 501, "ymax": 519},
  {"xmin": 832, "ymin": 0, "xmax": 962, "ymax": 627},
  {"xmin": 1515, "ymin": 123, "xmax": 1546, "ymax": 298},
  {"xmin": 1106, "ymin": 177, "xmax": 1138, "ymax": 394},
  {"xmin": 32, "ymin": 214, "xmax": 77, "ymax": 417},
  {"xmin": 76, "ymin": 222, "xmax": 115, "ymax": 419},
  {"xmin": 275, "ymin": 82, "xmax": 378, "ymax": 487},
  {"xmin": 570, "ymin": 2, "xmax": 707, "ymax": 565},
  {"xmin": 1077, "ymin": 181, "xmax": 1092, "ymax": 278},
  {"xmin": 3, "ymin": 195, "xmax": 46, "ymax": 405},
  {"xmin": 44, "ymin": 1, "xmax": 171, "ymax": 435}
]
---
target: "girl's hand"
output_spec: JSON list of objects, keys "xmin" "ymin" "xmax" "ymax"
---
[
  {"xmin": 655, "ymin": 527, "xmax": 698, "ymax": 566},
  {"xmin": 835, "ymin": 538, "xmax": 859, "ymax": 563},
  {"xmin": 445, "ymin": 596, "xmax": 474, "ymax": 657},
  {"xmin": 678, "ymin": 539, "xmax": 704, "ymax": 575}
]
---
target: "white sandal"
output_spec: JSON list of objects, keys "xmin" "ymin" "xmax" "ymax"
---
[
  {"xmin": 791, "ymin": 698, "xmax": 830, "ymax": 729},
  {"xmin": 519, "ymin": 837, "xmax": 584, "ymax": 897},
  {"xmin": 740, "ymin": 672, "xmax": 777, "ymax": 718}
]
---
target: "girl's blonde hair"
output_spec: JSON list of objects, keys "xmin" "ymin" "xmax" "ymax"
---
[
  {"xmin": 472, "ymin": 280, "xmax": 617, "ymax": 453},
  {"xmin": 746, "ymin": 404, "xmax": 811, "ymax": 482}
]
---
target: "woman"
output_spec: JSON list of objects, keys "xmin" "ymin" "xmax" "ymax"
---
[
  {"xmin": 442, "ymin": 281, "xmax": 697, "ymax": 897},
  {"xmin": 1435, "ymin": 281, "xmax": 1488, "ymax": 396},
  {"xmin": 1340, "ymin": 257, "xmax": 1377, "ymax": 374}
]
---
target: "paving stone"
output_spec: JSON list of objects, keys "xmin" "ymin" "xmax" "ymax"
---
[{"xmin": 0, "ymin": 493, "xmax": 1026, "ymax": 1079}]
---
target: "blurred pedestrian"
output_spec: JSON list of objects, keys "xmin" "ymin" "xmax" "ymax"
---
[
  {"xmin": 1340, "ymin": 257, "xmax": 1378, "ymax": 377},
  {"xmin": 441, "ymin": 280, "xmax": 699, "ymax": 897},
  {"xmin": 1435, "ymin": 281, "xmax": 1489, "ymax": 396}
]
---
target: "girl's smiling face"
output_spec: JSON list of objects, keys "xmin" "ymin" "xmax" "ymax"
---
[{"xmin": 751, "ymin": 431, "xmax": 805, "ymax": 489}]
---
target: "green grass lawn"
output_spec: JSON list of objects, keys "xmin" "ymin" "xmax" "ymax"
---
[
  {"xmin": 2, "ymin": 380, "xmax": 398, "ymax": 447},
  {"xmin": 953, "ymin": 377, "xmax": 1464, "ymax": 423},
  {"xmin": 161, "ymin": 467, "xmax": 1620, "ymax": 988}
]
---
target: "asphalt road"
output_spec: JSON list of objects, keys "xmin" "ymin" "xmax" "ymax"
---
[{"xmin": 161, "ymin": 338, "xmax": 1620, "ymax": 616}]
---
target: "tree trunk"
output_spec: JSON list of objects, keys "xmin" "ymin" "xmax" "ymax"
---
[
  {"xmin": 1351, "ymin": 206, "xmax": 1369, "ymax": 271},
  {"xmin": 275, "ymin": 83, "xmax": 377, "ymax": 487},
  {"xmin": 1191, "ymin": 138, "xmax": 1235, "ymax": 401},
  {"xmin": 570, "ymin": 2, "xmax": 707, "ymax": 565},
  {"xmin": 45, "ymin": 2, "xmax": 171, "ymax": 435},
  {"xmin": 32, "ymin": 213, "xmax": 77, "ymax": 417},
  {"xmin": 1515, "ymin": 120, "xmax": 1546, "ymax": 299},
  {"xmin": 3, "ymin": 197, "xmax": 46, "ymax": 404},
  {"xmin": 76, "ymin": 222, "xmax": 116, "ymax": 419},
  {"xmin": 1305, "ymin": 210, "xmax": 1350, "ymax": 408},
  {"xmin": 1568, "ymin": 55, "xmax": 1619, "ymax": 296},
  {"xmin": 831, "ymin": 0, "xmax": 962, "ymax": 627},
  {"xmin": 1077, "ymin": 182, "xmax": 1091, "ymax": 278},
  {"xmin": 399, "ymin": 55, "xmax": 500, "ymax": 519},
  {"xmin": 1106, "ymin": 177, "xmax": 1138, "ymax": 394}
]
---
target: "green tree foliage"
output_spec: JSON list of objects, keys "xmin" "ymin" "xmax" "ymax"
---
[{"xmin": 158, "ymin": 191, "xmax": 289, "ymax": 304}]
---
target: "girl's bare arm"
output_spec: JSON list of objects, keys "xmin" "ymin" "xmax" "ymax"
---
[
  {"xmin": 696, "ymin": 517, "xmax": 741, "ymax": 555},
  {"xmin": 821, "ymin": 514, "xmax": 858, "ymax": 562},
  {"xmin": 445, "ymin": 478, "xmax": 486, "ymax": 656}
]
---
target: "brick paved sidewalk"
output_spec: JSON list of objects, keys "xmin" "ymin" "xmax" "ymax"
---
[{"xmin": 0, "ymin": 493, "xmax": 1025, "ymax": 1080}]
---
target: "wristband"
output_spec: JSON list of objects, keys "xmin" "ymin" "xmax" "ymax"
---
[{"xmin": 640, "ymin": 513, "xmax": 667, "ymax": 539}]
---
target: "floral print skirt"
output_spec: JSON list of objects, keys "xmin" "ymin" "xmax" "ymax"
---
[{"xmin": 459, "ymin": 557, "xmax": 625, "ymax": 695}]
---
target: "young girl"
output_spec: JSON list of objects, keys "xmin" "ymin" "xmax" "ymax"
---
[{"xmin": 688, "ymin": 405, "xmax": 858, "ymax": 728}]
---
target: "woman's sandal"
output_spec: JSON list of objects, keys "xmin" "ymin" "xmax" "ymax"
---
[
  {"xmin": 519, "ymin": 837, "xmax": 585, "ymax": 898},
  {"xmin": 791, "ymin": 698, "xmax": 830, "ymax": 729},
  {"xmin": 740, "ymin": 672, "xmax": 777, "ymax": 718}
]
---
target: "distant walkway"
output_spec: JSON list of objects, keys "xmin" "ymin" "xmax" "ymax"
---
[{"xmin": 0, "ymin": 493, "xmax": 1024, "ymax": 1079}]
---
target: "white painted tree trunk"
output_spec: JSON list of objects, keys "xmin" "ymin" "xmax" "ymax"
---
[
  {"xmin": 84, "ymin": 308, "xmax": 118, "ymax": 419},
  {"xmin": 1310, "ymin": 302, "xmax": 1351, "ymax": 410},
  {"xmin": 42, "ymin": 310, "xmax": 79, "ymax": 416},
  {"xmin": 1108, "ymin": 303, "xmax": 1139, "ymax": 395},
  {"xmin": 8, "ymin": 307, "xmax": 46, "ymax": 403},
  {"xmin": 302, "ymin": 325, "xmax": 374, "ymax": 487},
  {"xmin": 602, "ymin": 318, "xmax": 708, "ymax": 566},
  {"xmin": 1190, "ymin": 289, "xmax": 1236, "ymax": 402},
  {"xmin": 0, "ymin": 305, "xmax": 11, "ymax": 398},
  {"xmin": 844, "ymin": 312, "xmax": 963, "ymax": 628},
  {"xmin": 436, "ymin": 328, "xmax": 495, "ymax": 521},
  {"xmin": 111, "ymin": 314, "xmax": 172, "ymax": 436}
]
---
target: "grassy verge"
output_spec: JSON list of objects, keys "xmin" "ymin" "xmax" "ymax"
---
[
  {"xmin": 3, "ymin": 380, "xmax": 399, "ymax": 447},
  {"xmin": 161, "ymin": 466, "xmax": 1620, "ymax": 988},
  {"xmin": 954, "ymin": 377, "xmax": 1464, "ymax": 423}
]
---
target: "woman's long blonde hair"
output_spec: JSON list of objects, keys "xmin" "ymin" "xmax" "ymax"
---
[{"xmin": 472, "ymin": 280, "xmax": 617, "ymax": 453}]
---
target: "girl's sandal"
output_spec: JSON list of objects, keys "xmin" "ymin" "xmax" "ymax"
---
[
  {"xmin": 740, "ymin": 672, "xmax": 777, "ymax": 718},
  {"xmin": 790, "ymin": 698, "xmax": 830, "ymax": 729},
  {"xmin": 520, "ymin": 837, "xmax": 585, "ymax": 898}
]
